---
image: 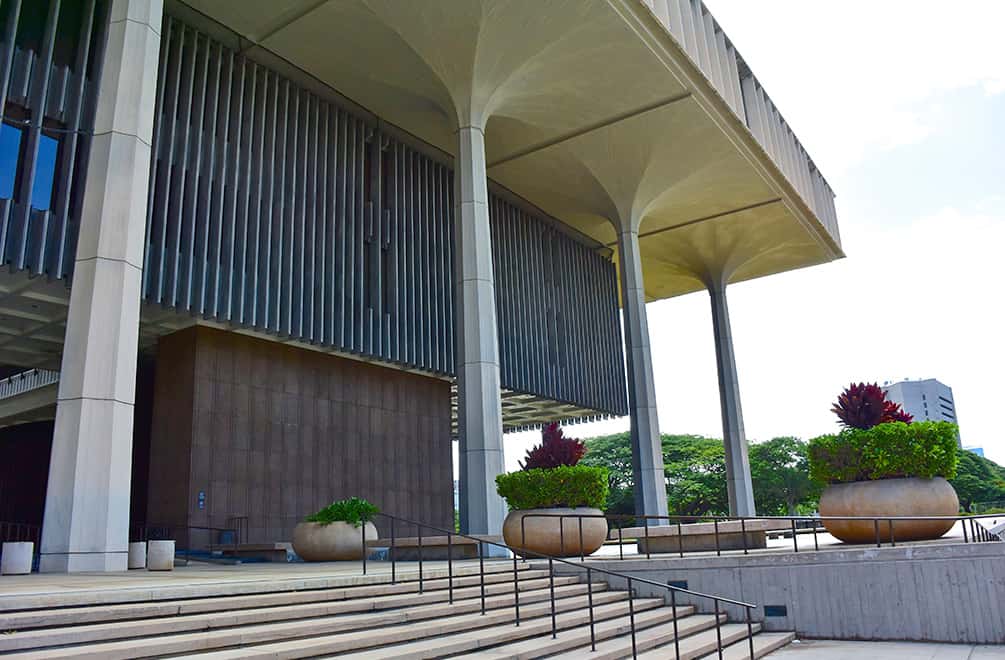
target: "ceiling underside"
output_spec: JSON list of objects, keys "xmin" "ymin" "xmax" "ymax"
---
[{"xmin": 175, "ymin": 0, "xmax": 841, "ymax": 301}]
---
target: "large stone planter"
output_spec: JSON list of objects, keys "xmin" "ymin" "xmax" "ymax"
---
[
  {"xmin": 819, "ymin": 477, "xmax": 959, "ymax": 543},
  {"xmin": 292, "ymin": 521, "xmax": 378, "ymax": 561},
  {"xmin": 502, "ymin": 508, "xmax": 607, "ymax": 558}
]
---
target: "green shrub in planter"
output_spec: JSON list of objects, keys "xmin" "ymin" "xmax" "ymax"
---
[
  {"xmin": 305, "ymin": 497, "xmax": 379, "ymax": 527},
  {"xmin": 808, "ymin": 421, "xmax": 958, "ymax": 485},
  {"xmin": 496, "ymin": 465, "xmax": 609, "ymax": 511}
]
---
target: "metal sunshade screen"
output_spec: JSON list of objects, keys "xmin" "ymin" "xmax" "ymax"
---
[
  {"xmin": 144, "ymin": 17, "xmax": 626, "ymax": 416},
  {"xmin": 143, "ymin": 17, "xmax": 454, "ymax": 375},
  {"xmin": 489, "ymin": 195, "xmax": 628, "ymax": 417},
  {"xmin": 0, "ymin": 0, "xmax": 107, "ymax": 279}
]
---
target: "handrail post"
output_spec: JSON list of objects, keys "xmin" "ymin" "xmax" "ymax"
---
[
  {"xmin": 618, "ymin": 524, "xmax": 624, "ymax": 560},
  {"xmin": 670, "ymin": 587, "xmax": 681, "ymax": 660},
  {"xmin": 479, "ymin": 540, "xmax": 486, "ymax": 615},
  {"xmin": 587, "ymin": 567, "xmax": 596, "ymax": 651},
  {"xmin": 521, "ymin": 515, "xmax": 528, "ymax": 561},
  {"xmin": 677, "ymin": 520, "xmax": 683, "ymax": 558},
  {"xmin": 417, "ymin": 526, "xmax": 424, "ymax": 593},
  {"xmin": 874, "ymin": 519, "xmax": 881, "ymax": 548},
  {"xmin": 578, "ymin": 516, "xmax": 585, "ymax": 562},
  {"xmin": 746, "ymin": 605, "xmax": 755, "ymax": 660},
  {"xmin": 390, "ymin": 517, "xmax": 396, "ymax": 584},
  {"xmin": 961, "ymin": 515, "xmax": 969, "ymax": 543},
  {"xmin": 740, "ymin": 518, "xmax": 747, "ymax": 555},
  {"xmin": 548, "ymin": 557, "xmax": 557, "ymax": 639},
  {"xmin": 447, "ymin": 532, "xmax": 454, "ymax": 604},
  {"xmin": 714, "ymin": 518, "xmax": 721, "ymax": 556},
  {"xmin": 644, "ymin": 518, "xmax": 650, "ymax": 559},
  {"xmin": 791, "ymin": 518, "xmax": 798, "ymax": 552},
  {"xmin": 812, "ymin": 517, "xmax": 819, "ymax": 551},
  {"xmin": 714, "ymin": 597, "xmax": 724, "ymax": 660},
  {"xmin": 627, "ymin": 576, "xmax": 637, "ymax": 658},
  {"xmin": 361, "ymin": 522, "xmax": 367, "ymax": 575},
  {"xmin": 513, "ymin": 551, "xmax": 520, "ymax": 626}
]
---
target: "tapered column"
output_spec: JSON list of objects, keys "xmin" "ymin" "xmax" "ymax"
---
[
  {"xmin": 616, "ymin": 228, "xmax": 669, "ymax": 517},
  {"xmin": 453, "ymin": 125, "xmax": 507, "ymax": 535},
  {"xmin": 40, "ymin": 0, "xmax": 162, "ymax": 572},
  {"xmin": 709, "ymin": 280, "xmax": 756, "ymax": 516}
]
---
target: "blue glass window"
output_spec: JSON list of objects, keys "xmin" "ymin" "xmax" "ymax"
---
[
  {"xmin": 32, "ymin": 133, "xmax": 59, "ymax": 211},
  {"xmin": 0, "ymin": 123, "xmax": 22, "ymax": 200}
]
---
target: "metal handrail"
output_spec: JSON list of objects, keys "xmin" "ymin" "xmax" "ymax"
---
[
  {"xmin": 518, "ymin": 511, "xmax": 1004, "ymax": 561},
  {"xmin": 130, "ymin": 523, "xmax": 240, "ymax": 565},
  {"xmin": 365, "ymin": 512, "xmax": 757, "ymax": 659},
  {"xmin": 0, "ymin": 368, "xmax": 59, "ymax": 399}
]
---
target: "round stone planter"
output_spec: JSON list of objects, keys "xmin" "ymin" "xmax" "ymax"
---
[
  {"xmin": 819, "ymin": 476, "xmax": 959, "ymax": 544},
  {"xmin": 292, "ymin": 521, "xmax": 378, "ymax": 561},
  {"xmin": 147, "ymin": 540, "xmax": 176, "ymax": 571},
  {"xmin": 1, "ymin": 542, "xmax": 33, "ymax": 575},
  {"xmin": 502, "ymin": 508, "xmax": 607, "ymax": 558},
  {"xmin": 128, "ymin": 542, "xmax": 147, "ymax": 569}
]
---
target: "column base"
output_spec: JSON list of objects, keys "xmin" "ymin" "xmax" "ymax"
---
[{"xmin": 40, "ymin": 551, "xmax": 129, "ymax": 573}]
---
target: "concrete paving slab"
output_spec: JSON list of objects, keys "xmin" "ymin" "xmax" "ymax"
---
[{"xmin": 769, "ymin": 639, "xmax": 1005, "ymax": 659}]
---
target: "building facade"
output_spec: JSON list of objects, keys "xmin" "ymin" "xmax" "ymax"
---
[
  {"xmin": 883, "ymin": 378, "xmax": 961, "ymax": 440},
  {"xmin": 0, "ymin": 0, "xmax": 841, "ymax": 571}
]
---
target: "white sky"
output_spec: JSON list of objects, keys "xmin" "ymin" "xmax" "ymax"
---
[{"xmin": 500, "ymin": 0, "xmax": 1005, "ymax": 469}]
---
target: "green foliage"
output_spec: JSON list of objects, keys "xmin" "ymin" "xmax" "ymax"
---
[
  {"xmin": 495, "ymin": 465, "xmax": 609, "ymax": 511},
  {"xmin": 808, "ymin": 421, "xmax": 959, "ymax": 485},
  {"xmin": 582, "ymin": 433, "xmax": 821, "ymax": 517},
  {"xmin": 950, "ymin": 449, "xmax": 1005, "ymax": 512},
  {"xmin": 749, "ymin": 437, "xmax": 822, "ymax": 515},
  {"xmin": 305, "ymin": 497, "xmax": 379, "ymax": 527}
]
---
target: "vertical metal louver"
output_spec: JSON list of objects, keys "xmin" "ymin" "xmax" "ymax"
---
[
  {"xmin": 0, "ymin": 0, "xmax": 107, "ymax": 280},
  {"xmin": 143, "ymin": 15, "xmax": 628, "ymax": 417}
]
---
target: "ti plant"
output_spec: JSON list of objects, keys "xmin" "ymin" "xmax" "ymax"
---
[
  {"xmin": 519, "ymin": 422, "xmax": 586, "ymax": 470},
  {"xmin": 831, "ymin": 382, "xmax": 913, "ymax": 429}
]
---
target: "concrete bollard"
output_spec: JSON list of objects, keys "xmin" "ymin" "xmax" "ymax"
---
[
  {"xmin": 147, "ymin": 540, "xmax": 175, "ymax": 571},
  {"xmin": 128, "ymin": 541, "xmax": 147, "ymax": 569},
  {"xmin": 1, "ymin": 542, "xmax": 34, "ymax": 575}
]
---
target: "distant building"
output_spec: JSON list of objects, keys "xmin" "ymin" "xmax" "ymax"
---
[
  {"xmin": 883, "ymin": 379, "xmax": 961, "ymax": 445},
  {"xmin": 964, "ymin": 447, "xmax": 985, "ymax": 458}
]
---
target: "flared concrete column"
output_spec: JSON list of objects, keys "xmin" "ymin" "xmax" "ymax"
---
[
  {"xmin": 616, "ymin": 229, "xmax": 669, "ymax": 518},
  {"xmin": 709, "ymin": 281, "xmax": 756, "ymax": 516},
  {"xmin": 453, "ymin": 125, "xmax": 507, "ymax": 535},
  {"xmin": 40, "ymin": 0, "xmax": 162, "ymax": 573}
]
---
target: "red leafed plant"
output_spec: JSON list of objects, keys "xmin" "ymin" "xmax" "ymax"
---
[
  {"xmin": 519, "ymin": 422, "xmax": 586, "ymax": 470},
  {"xmin": 831, "ymin": 382, "xmax": 913, "ymax": 429}
]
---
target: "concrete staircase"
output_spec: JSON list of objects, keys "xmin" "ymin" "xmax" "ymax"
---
[{"xmin": 0, "ymin": 563, "xmax": 792, "ymax": 658}]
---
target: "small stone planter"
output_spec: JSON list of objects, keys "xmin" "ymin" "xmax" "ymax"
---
[
  {"xmin": 819, "ymin": 476, "xmax": 959, "ymax": 543},
  {"xmin": 502, "ymin": 507, "xmax": 607, "ymax": 558},
  {"xmin": 292, "ymin": 521, "xmax": 378, "ymax": 561},
  {"xmin": 128, "ymin": 542, "xmax": 147, "ymax": 569},
  {"xmin": 1, "ymin": 542, "xmax": 33, "ymax": 575},
  {"xmin": 147, "ymin": 540, "xmax": 176, "ymax": 571}
]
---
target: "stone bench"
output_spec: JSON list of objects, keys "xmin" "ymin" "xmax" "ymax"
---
[
  {"xmin": 221, "ymin": 543, "xmax": 293, "ymax": 563},
  {"xmin": 612, "ymin": 519, "xmax": 792, "ymax": 554},
  {"xmin": 367, "ymin": 535, "xmax": 503, "ymax": 560}
]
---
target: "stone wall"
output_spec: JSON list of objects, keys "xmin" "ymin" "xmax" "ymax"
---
[
  {"xmin": 147, "ymin": 326, "xmax": 453, "ymax": 545},
  {"xmin": 556, "ymin": 542, "xmax": 1005, "ymax": 643}
]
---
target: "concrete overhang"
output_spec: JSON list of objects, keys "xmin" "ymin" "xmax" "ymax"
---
[{"xmin": 176, "ymin": 0, "xmax": 842, "ymax": 302}]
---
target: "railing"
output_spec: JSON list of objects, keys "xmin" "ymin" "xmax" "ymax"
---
[
  {"xmin": 365, "ymin": 512, "xmax": 758, "ymax": 659},
  {"xmin": 0, "ymin": 369, "xmax": 59, "ymax": 400},
  {"xmin": 130, "ymin": 523, "xmax": 240, "ymax": 566},
  {"xmin": 518, "ymin": 512, "xmax": 1004, "ymax": 561},
  {"xmin": 0, "ymin": 521, "xmax": 41, "ymax": 570},
  {"xmin": 643, "ymin": 0, "xmax": 840, "ymax": 245}
]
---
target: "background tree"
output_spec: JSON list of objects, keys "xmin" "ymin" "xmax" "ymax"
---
[
  {"xmin": 582, "ymin": 432, "xmax": 820, "ymax": 517},
  {"xmin": 950, "ymin": 449, "xmax": 1005, "ymax": 511}
]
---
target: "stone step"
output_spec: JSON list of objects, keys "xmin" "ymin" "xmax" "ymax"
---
[
  {"xmin": 702, "ymin": 631, "xmax": 796, "ymax": 659},
  {"xmin": 632, "ymin": 622, "xmax": 764, "ymax": 659},
  {"xmin": 0, "ymin": 576, "xmax": 585, "ymax": 653},
  {"xmin": 178, "ymin": 595, "xmax": 661, "ymax": 659},
  {"xmin": 0, "ymin": 568, "xmax": 553, "ymax": 631},
  {"xmin": 0, "ymin": 561, "xmax": 527, "ymax": 613},
  {"xmin": 3, "ymin": 584, "xmax": 622, "ymax": 659},
  {"xmin": 441, "ymin": 606, "xmax": 701, "ymax": 659}
]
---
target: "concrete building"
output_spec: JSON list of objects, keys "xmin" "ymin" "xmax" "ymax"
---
[
  {"xmin": 883, "ymin": 379, "xmax": 960, "ymax": 436},
  {"xmin": 0, "ymin": 0, "xmax": 841, "ymax": 572}
]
